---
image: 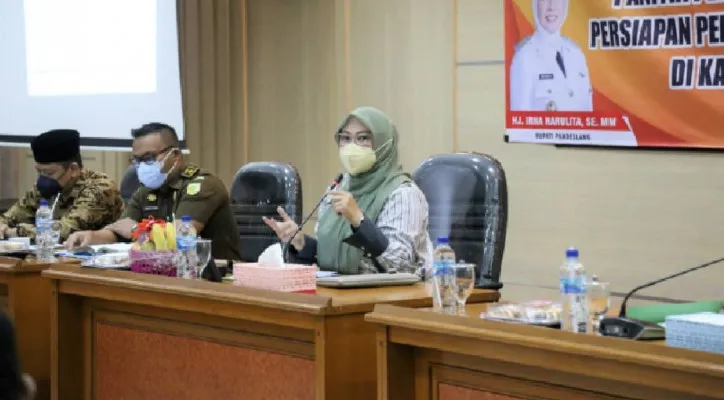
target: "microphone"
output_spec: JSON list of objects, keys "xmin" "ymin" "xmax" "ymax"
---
[
  {"xmin": 599, "ymin": 255, "xmax": 724, "ymax": 340},
  {"xmin": 282, "ymin": 173, "xmax": 344, "ymax": 262}
]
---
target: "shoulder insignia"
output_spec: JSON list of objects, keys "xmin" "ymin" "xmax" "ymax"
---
[
  {"xmin": 186, "ymin": 182, "xmax": 201, "ymax": 196},
  {"xmin": 514, "ymin": 35, "xmax": 533, "ymax": 52},
  {"xmin": 181, "ymin": 166, "xmax": 200, "ymax": 179}
]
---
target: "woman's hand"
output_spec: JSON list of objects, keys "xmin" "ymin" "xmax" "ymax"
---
[
  {"xmin": 327, "ymin": 190, "xmax": 364, "ymax": 227},
  {"xmin": 262, "ymin": 206, "xmax": 305, "ymax": 250}
]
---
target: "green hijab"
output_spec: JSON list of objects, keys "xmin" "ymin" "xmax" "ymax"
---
[{"xmin": 316, "ymin": 107, "xmax": 411, "ymax": 274}]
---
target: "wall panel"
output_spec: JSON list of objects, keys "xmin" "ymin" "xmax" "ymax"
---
[
  {"xmin": 244, "ymin": 0, "xmax": 455, "ymax": 229},
  {"xmin": 0, "ymin": 148, "xmax": 20, "ymax": 199},
  {"xmin": 245, "ymin": 0, "xmax": 346, "ymax": 228},
  {"xmin": 347, "ymin": 0, "xmax": 455, "ymax": 171},
  {"xmin": 456, "ymin": 0, "xmax": 724, "ymax": 300}
]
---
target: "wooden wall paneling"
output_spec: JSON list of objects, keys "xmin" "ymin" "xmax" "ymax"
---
[
  {"xmin": 246, "ymin": 0, "xmax": 346, "ymax": 232},
  {"xmin": 455, "ymin": 0, "xmax": 724, "ymax": 300},
  {"xmin": 347, "ymin": 0, "xmax": 455, "ymax": 171},
  {"xmin": 456, "ymin": 0, "xmax": 504, "ymax": 62},
  {"xmin": 0, "ymin": 148, "xmax": 19, "ymax": 199},
  {"xmin": 19, "ymin": 150, "xmax": 35, "ymax": 196},
  {"xmin": 95, "ymin": 151, "xmax": 130, "ymax": 187}
]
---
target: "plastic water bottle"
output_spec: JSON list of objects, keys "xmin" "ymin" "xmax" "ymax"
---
[
  {"xmin": 176, "ymin": 216, "xmax": 198, "ymax": 278},
  {"xmin": 560, "ymin": 247, "xmax": 589, "ymax": 333},
  {"xmin": 432, "ymin": 237, "xmax": 457, "ymax": 313},
  {"xmin": 35, "ymin": 199, "xmax": 54, "ymax": 262}
]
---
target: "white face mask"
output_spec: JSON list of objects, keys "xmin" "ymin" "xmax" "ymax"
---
[{"xmin": 339, "ymin": 144, "xmax": 376, "ymax": 175}]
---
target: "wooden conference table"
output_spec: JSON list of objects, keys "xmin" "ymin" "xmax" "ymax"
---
[
  {"xmin": 43, "ymin": 264, "xmax": 500, "ymax": 400},
  {"xmin": 367, "ymin": 302, "xmax": 724, "ymax": 400}
]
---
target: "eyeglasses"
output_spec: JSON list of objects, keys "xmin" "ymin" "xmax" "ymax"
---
[
  {"xmin": 130, "ymin": 146, "xmax": 173, "ymax": 167},
  {"xmin": 336, "ymin": 132, "xmax": 373, "ymax": 146}
]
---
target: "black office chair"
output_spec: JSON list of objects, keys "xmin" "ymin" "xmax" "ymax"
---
[
  {"xmin": 413, "ymin": 153, "xmax": 508, "ymax": 289},
  {"xmin": 229, "ymin": 162, "xmax": 303, "ymax": 262},
  {"xmin": 120, "ymin": 165, "xmax": 140, "ymax": 205}
]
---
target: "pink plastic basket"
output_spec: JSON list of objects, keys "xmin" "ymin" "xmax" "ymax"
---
[
  {"xmin": 233, "ymin": 263, "xmax": 317, "ymax": 294},
  {"xmin": 129, "ymin": 250, "xmax": 178, "ymax": 277}
]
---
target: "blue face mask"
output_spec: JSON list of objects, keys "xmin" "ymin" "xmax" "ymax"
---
[
  {"xmin": 36, "ymin": 175, "xmax": 63, "ymax": 198},
  {"xmin": 136, "ymin": 152, "xmax": 176, "ymax": 189}
]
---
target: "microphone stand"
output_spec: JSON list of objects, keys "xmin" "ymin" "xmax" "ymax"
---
[
  {"xmin": 282, "ymin": 174, "xmax": 343, "ymax": 263},
  {"xmin": 600, "ymin": 255, "xmax": 724, "ymax": 340},
  {"xmin": 617, "ymin": 255, "xmax": 724, "ymax": 318},
  {"xmin": 282, "ymin": 197, "xmax": 326, "ymax": 263}
]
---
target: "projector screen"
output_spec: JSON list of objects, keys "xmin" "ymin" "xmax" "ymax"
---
[{"xmin": 0, "ymin": 0, "xmax": 184, "ymax": 150}]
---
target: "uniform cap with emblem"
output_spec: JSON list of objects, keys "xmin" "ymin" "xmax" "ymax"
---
[{"xmin": 31, "ymin": 129, "xmax": 81, "ymax": 164}]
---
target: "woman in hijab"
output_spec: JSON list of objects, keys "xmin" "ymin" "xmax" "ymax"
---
[
  {"xmin": 509, "ymin": 0, "xmax": 592, "ymax": 112},
  {"xmin": 264, "ymin": 106, "xmax": 432, "ymax": 274}
]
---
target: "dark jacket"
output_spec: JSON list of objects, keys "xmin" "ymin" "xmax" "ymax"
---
[{"xmin": 0, "ymin": 312, "xmax": 27, "ymax": 400}]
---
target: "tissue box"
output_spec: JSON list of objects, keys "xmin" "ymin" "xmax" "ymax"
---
[
  {"xmin": 665, "ymin": 313, "xmax": 724, "ymax": 355},
  {"xmin": 233, "ymin": 263, "xmax": 317, "ymax": 294}
]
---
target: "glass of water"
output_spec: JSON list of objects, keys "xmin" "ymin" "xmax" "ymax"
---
[
  {"xmin": 194, "ymin": 239, "xmax": 212, "ymax": 279},
  {"xmin": 451, "ymin": 263, "xmax": 476, "ymax": 315},
  {"xmin": 587, "ymin": 275, "xmax": 610, "ymax": 333}
]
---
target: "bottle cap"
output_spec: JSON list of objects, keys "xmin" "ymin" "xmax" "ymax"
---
[
  {"xmin": 565, "ymin": 247, "xmax": 579, "ymax": 258},
  {"xmin": 39, "ymin": 199, "xmax": 48, "ymax": 206},
  {"xmin": 181, "ymin": 215, "xmax": 191, "ymax": 222},
  {"xmin": 436, "ymin": 237, "xmax": 449, "ymax": 244}
]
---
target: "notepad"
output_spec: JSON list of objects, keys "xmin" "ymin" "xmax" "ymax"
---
[{"xmin": 666, "ymin": 313, "xmax": 724, "ymax": 354}]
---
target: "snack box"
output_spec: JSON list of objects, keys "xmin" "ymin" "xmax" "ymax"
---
[{"xmin": 481, "ymin": 300, "xmax": 562, "ymax": 327}]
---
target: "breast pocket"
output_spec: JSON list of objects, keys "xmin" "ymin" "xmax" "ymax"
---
[
  {"xmin": 533, "ymin": 80, "xmax": 560, "ymax": 111},
  {"xmin": 141, "ymin": 205, "xmax": 164, "ymax": 220},
  {"xmin": 534, "ymin": 80, "xmax": 558, "ymax": 98}
]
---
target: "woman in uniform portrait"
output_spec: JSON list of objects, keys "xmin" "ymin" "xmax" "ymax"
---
[{"xmin": 509, "ymin": 0, "xmax": 593, "ymax": 112}]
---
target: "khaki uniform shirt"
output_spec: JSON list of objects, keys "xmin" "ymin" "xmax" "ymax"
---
[
  {"xmin": 121, "ymin": 165, "xmax": 242, "ymax": 261},
  {"xmin": 0, "ymin": 169, "xmax": 124, "ymax": 241}
]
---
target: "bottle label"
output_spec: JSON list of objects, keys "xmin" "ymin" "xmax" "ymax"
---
[
  {"xmin": 177, "ymin": 237, "xmax": 196, "ymax": 251},
  {"xmin": 433, "ymin": 259, "xmax": 454, "ymax": 276},
  {"xmin": 560, "ymin": 276, "xmax": 586, "ymax": 294},
  {"xmin": 36, "ymin": 217, "xmax": 51, "ymax": 232}
]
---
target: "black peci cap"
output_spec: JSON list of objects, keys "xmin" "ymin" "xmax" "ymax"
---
[{"xmin": 31, "ymin": 129, "xmax": 81, "ymax": 163}]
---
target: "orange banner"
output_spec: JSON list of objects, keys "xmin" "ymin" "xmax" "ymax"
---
[{"xmin": 505, "ymin": 0, "xmax": 724, "ymax": 148}]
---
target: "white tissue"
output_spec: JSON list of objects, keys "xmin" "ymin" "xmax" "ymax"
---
[{"xmin": 258, "ymin": 243, "xmax": 285, "ymax": 268}]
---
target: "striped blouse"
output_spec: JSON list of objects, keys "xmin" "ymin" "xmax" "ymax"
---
[{"xmin": 314, "ymin": 181, "xmax": 433, "ymax": 274}]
